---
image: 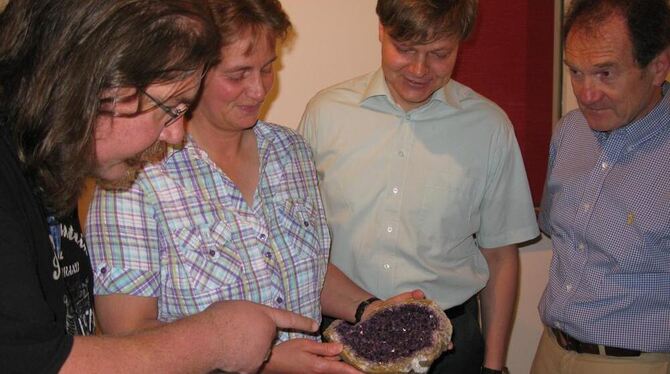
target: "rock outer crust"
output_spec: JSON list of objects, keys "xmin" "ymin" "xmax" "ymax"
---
[{"xmin": 323, "ymin": 299, "xmax": 452, "ymax": 373}]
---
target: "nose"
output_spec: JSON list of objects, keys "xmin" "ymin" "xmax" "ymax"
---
[
  {"xmin": 574, "ymin": 77, "xmax": 603, "ymax": 105},
  {"xmin": 407, "ymin": 55, "xmax": 428, "ymax": 77},
  {"xmin": 159, "ymin": 119, "xmax": 185, "ymax": 145},
  {"xmin": 246, "ymin": 73, "xmax": 269, "ymax": 101}
]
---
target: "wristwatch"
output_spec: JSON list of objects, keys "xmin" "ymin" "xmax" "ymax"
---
[
  {"xmin": 481, "ymin": 367, "xmax": 509, "ymax": 374},
  {"xmin": 354, "ymin": 297, "xmax": 380, "ymax": 324}
]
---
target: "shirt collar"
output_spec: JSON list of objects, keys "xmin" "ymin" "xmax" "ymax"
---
[
  {"xmin": 167, "ymin": 121, "xmax": 267, "ymax": 165},
  {"xmin": 601, "ymin": 81, "xmax": 670, "ymax": 144},
  {"xmin": 360, "ymin": 68, "xmax": 462, "ymax": 114}
]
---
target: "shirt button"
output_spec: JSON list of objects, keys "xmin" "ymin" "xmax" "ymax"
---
[
  {"xmin": 577, "ymin": 243, "xmax": 585, "ymax": 251},
  {"xmin": 209, "ymin": 250, "xmax": 216, "ymax": 257},
  {"xmin": 276, "ymin": 297, "xmax": 283, "ymax": 304},
  {"xmin": 398, "ymin": 150, "xmax": 405, "ymax": 158},
  {"xmin": 566, "ymin": 284, "xmax": 573, "ymax": 292},
  {"xmin": 264, "ymin": 252, "xmax": 273, "ymax": 259},
  {"xmin": 601, "ymin": 162, "xmax": 609, "ymax": 170},
  {"xmin": 383, "ymin": 264, "xmax": 391, "ymax": 270},
  {"xmin": 259, "ymin": 233, "xmax": 267, "ymax": 241},
  {"xmin": 554, "ymin": 321, "xmax": 561, "ymax": 328},
  {"xmin": 583, "ymin": 203, "xmax": 591, "ymax": 211},
  {"xmin": 100, "ymin": 267, "xmax": 107, "ymax": 274},
  {"xmin": 303, "ymin": 220, "xmax": 310, "ymax": 228},
  {"xmin": 387, "ymin": 226, "xmax": 393, "ymax": 233},
  {"xmin": 392, "ymin": 187, "xmax": 399, "ymax": 194}
]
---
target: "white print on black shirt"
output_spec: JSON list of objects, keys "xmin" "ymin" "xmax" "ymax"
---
[
  {"xmin": 48, "ymin": 216, "xmax": 96, "ymax": 336},
  {"xmin": 48, "ymin": 217, "xmax": 62, "ymax": 281},
  {"xmin": 60, "ymin": 222, "xmax": 88, "ymax": 255}
]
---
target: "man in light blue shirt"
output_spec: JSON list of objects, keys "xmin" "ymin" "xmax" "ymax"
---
[
  {"xmin": 532, "ymin": 0, "xmax": 670, "ymax": 373},
  {"xmin": 299, "ymin": 1, "xmax": 539, "ymax": 373}
]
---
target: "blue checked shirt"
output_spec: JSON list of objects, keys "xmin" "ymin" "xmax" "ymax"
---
[
  {"xmin": 86, "ymin": 121, "xmax": 330, "ymax": 341},
  {"xmin": 538, "ymin": 82, "xmax": 670, "ymax": 352}
]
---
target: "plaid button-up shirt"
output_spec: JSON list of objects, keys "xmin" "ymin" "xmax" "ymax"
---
[{"xmin": 87, "ymin": 121, "xmax": 330, "ymax": 341}]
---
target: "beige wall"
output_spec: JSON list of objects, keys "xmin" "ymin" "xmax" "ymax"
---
[{"xmin": 260, "ymin": 0, "xmax": 380, "ymax": 127}]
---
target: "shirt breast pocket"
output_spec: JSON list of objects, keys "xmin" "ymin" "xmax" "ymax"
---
[
  {"xmin": 171, "ymin": 222, "xmax": 243, "ymax": 291},
  {"xmin": 418, "ymin": 170, "xmax": 476, "ymax": 244},
  {"xmin": 275, "ymin": 199, "xmax": 322, "ymax": 260}
]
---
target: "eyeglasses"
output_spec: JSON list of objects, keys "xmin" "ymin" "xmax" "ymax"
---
[
  {"xmin": 97, "ymin": 89, "xmax": 190, "ymax": 128},
  {"xmin": 98, "ymin": 67, "xmax": 208, "ymax": 126},
  {"xmin": 138, "ymin": 88, "xmax": 190, "ymax": 128}
]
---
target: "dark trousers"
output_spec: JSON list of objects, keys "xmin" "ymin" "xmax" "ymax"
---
[
  {"xmin": 429, "ymin": 295, "xmax": 484, "ymax": 374},
  {"xmin": 320, "ymin": 295, "xmax": 484, "ymax": 374}
]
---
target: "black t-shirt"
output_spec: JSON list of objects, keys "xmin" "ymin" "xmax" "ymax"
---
[
  {"xmin": 48, "ymin": 211, "xmax": 96, "ymax": 337},
  {"xmin": 0, "ymin": 125, "xmax": 95, "ymax": 373}
]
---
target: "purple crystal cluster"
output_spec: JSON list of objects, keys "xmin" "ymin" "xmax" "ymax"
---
[{"xmin": 334, "ymin": 303, "xmax": 440, "ymax": 363}]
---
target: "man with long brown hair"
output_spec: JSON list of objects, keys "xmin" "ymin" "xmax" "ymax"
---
[{"xmin": 0, "ymin": 0, "xmax": 316, "ymax": 372}]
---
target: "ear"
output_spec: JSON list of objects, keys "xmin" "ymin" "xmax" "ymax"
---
[
  {"xmin": 378, "ymin": 23, "xmax": 384, "ymax": 43},
  {"xmin": 99, "ymin": 87, "xmax": 136, "ymax": 101},
  {"xmin": 648, "ymin": 47, "xmax": 670, "ymax": 86},
  {"xmin": 98, "ymin": 87, "xmax": 121, "ymax": 114},
  {"xmin": 98, "ymin": 86, "xmax": 139, "ymax": 115}
]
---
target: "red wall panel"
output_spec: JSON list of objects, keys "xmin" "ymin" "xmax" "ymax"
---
[{"xmin": 453, "ymin": 1, "xmax": 555, "ymax": 205}]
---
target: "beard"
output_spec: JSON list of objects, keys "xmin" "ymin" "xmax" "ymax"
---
[{"xmin": 96, "ymin": 140, "xmax": 167, "ymax": 190}]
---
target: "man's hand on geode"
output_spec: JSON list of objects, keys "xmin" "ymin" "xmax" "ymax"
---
[{"xmin": 362, "ymin": 289, "xmax": 426, "ymax": 321}]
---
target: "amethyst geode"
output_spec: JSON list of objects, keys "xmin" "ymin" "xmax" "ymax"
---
[
  {"xmin": 335, "ymin": 303, "xmax": 437, "ymax": 361},
  {"xmin": 324, "ymin": 299, "xmax": 452, "ymax": 373}
]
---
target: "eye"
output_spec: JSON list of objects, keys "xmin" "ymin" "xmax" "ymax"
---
[
  {"xmin": 568, "ymin": 68, "xmax": 581, "ymax": 78},
  {"xmin": 226, "ymin": 72, "xmax": 245, "ymax": 81},
  {"xmin": 394, "ymin": 44, "xmax": 413, "ymax": 54},
  {"xmin": 261, "ymin": 64, "xmax": 274, "ymax": 75},
  {"xmin": 431, "ymin": 51, "xmax": 448, "ymax": 59},
  {"xmin": 597, "ymin": 70, "xmax": 612, "ymax": 79}
]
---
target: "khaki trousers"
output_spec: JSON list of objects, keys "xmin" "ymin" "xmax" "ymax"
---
[{"xmin": 530, "ymin": 328, "xmax": 670, "ymax": 374}]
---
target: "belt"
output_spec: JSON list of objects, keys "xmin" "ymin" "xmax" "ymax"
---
[
  {"xmin": 444, "ymin": 295, "xmax": 476, "ymax": 319},
  {"xmin": 551, "ymin": 328, "xmax": 641, "ymax": 357}
]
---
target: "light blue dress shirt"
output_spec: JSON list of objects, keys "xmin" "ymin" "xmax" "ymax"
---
[
  {"xmin": 300, "ymin": 69, "xmax": 539, "ymax": 309},
  {"xmin": 539, "ymin": 82, "xmax": 670, "ymax": 352}
]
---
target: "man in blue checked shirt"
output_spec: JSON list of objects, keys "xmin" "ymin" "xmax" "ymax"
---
[{"xmin": 531, "ymin": 0, "xmax": 670, "ymax": 373}]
